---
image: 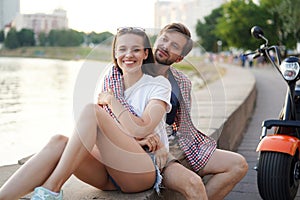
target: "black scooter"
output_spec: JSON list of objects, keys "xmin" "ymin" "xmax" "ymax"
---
[{"xmin": 245, "ymin": 26, "xmax": 300, "ymax": 200}]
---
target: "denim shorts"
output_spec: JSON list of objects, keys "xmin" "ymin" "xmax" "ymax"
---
[{"xmin": 149, "ymin": 152, "xmax": 163, "ymax": 194}]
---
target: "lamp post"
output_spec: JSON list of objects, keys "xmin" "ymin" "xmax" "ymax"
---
[{"xmin": 217, "ymin": 40, "xmax": 222, "ymax": 53}]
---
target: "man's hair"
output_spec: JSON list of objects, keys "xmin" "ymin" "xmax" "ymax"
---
[{"xmin": 159, "ymin": 23, "xmax": 193, "ymax": 57}]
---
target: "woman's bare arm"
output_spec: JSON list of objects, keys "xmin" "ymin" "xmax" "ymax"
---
[{"xmin": 107, "ymin": 94, "xmax": 167, "ymax": 138}]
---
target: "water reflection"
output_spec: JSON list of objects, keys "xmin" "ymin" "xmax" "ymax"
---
[{"xmin": 0, "ymin": 58, "xmax": 107, "ymax": 166}]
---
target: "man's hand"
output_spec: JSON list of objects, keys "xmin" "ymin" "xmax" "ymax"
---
[{"xmin": 154, "ymin": 145, "xmax": 168, "ymax": 170}]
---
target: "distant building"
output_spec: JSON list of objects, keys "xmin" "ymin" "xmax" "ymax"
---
[
  {"xmin": 154, "ymin": 0, "xmax": 227, "ymax": 40},
  {"xmin": 13, "ymin": 9, "xmax": 68, "ymax": 35},
  {"xmin": 0, "ymin": 0, "xmax": 20, "ymax": 29}
]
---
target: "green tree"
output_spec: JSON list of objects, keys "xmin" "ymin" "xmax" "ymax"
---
[
  {"xmin": 38, "ymin": 32, "xmax": 47, "ymax": 46},
  {"xmin": 48, "ymin": 29, "xmax": 84, "ymax": 46},
  {"xmin": 260, "ymin": 0, "xmax": 300, "ymax": 49},
  {"xmin": 0, "ymin": 30, "xmax": 4, "ymax": 42},
  {"xmin": 17, "ymin": 28, "xmax": 35, "ymax": 46},
  {"xmin": 195, "ymin": 6, "xmax": 224, "ymax": 52},
  {"xmin": 48, "ymin": 30, "xmax": 59, "ymax": 46},
  {"xmin": 88, "ymin": 31, "xmax": 113, "ymax": 45},
  {"xmin": 4, "ymin": 28, "xmax": 20, "ymax": 49},
  {"xmin": 64, "ymin": 29, "xmax": 84, "ymax": 46},
  {"xmin": 215, "ymin": 0, "xmax": 273, "ymax": 50}
]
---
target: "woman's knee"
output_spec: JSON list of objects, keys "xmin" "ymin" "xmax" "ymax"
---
[
  {"xmin": 81, "ymin": 103, "xmax": 107, "ymax": 124},
  {"xmin": 46, "ymin": 134, "xmax": 68, "ymax": 149},
  {"xmin": 76, "ymin": 103, "xmax": 100, "ymax": 122}
]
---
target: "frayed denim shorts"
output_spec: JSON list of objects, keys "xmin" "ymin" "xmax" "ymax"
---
[{"xmin": 148, "ymin": 152, "xmax": 163, "ymax": 194}]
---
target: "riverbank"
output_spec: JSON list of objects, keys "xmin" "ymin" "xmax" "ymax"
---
[
  {"xmin": 0, "ymin": 46, "xmax": 226, "ymax": 86},
  {"xmin": 0, "ymin": 46, "xmax": 111, "ymax": 61}
]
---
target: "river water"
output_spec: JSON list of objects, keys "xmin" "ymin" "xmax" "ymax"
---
[{"xmin": 0, "ymin": 57, "xmax": 108, "ymax": 166}]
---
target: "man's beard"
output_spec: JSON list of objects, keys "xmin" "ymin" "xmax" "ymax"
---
[{"xmin": 155, "ymin": 51, "xmax": 174, "ymax": 66}]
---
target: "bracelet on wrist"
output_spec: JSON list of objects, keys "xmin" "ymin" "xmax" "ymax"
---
[{"xmin": 117, "ymin": 108, "xmax": 127, "ymax": 119}]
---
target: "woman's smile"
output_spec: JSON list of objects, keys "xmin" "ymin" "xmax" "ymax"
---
[{"xmin": 123, "ymin": 60, "xmax": 136, "ymax": 65}]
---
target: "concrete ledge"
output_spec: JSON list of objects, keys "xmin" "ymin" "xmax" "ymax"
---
[
  {"xmin": 62, "ymin": 64, "xmax": 256, "ymax": 200},
  {"xmin": 0, "ymin": 65, "xmax": 256, "ymax": 200},
  {"xmin": 218, "ymin": 84, "xmax": 256, "ymax": 151}
]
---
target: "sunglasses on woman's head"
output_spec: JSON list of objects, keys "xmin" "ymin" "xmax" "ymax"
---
[{"xmin": 117, "ymin": 27, "xmax": 145, "ymax": 33}]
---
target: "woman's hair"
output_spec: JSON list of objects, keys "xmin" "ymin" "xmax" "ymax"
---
[
  {"xmin": 112, "ymin": 27, "xmax": 155, "ymax": 74},
  {"xmin": 158, "ymin": 23, "xmax": 193, "ymax": 57}
]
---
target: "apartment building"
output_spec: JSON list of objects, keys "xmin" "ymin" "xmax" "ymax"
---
[
  {"xmin": 154, "ymin": 0, "xmax": 227, "ymax": 40},
  {"xmin": 13, "ymin": 9, "xmax": 68, "ymax": 34}
]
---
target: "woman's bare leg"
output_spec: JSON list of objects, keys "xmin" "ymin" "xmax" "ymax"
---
[
  {"xmin": 1, "ymin": 104, "xmax": 156, "ymax": 199},
  {"xmin": 0, "ymin": 135, "xmax": 68, "ymax": 200},
  {"xmin": 72, "ymin": 147, "xmax": 117, "ymax": 191},
  {"xmin": 42, "ymin": 104, "xmax": 155, "ymax": 193},
  {"xmin": 0, "ymin": 137, "xmax": 118, "ymax": 200},
  {"xmin": 94, "ymin": 127, "xmax": 155, "ymax": 193}
]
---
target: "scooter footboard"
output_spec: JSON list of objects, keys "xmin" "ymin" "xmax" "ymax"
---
[{"xmin": 256, "ymin": 135, "xmax": 300, "ymax": 156}]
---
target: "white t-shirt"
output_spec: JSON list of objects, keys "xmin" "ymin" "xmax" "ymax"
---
[{"xmin": 124, "ymin": 74, "xmax": 172, "ymax": 151}]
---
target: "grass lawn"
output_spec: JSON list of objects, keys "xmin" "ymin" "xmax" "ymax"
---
[{"xmin": 0, "ymin": 46, "xmax": 109, "ymax": 61}]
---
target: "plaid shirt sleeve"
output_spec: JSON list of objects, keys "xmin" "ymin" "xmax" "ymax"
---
[
  {"xmin": 102, "ymin": 65, "xmax": 138, "ymax": 120},
  {"xmin": 170, "ymin": 66, "xmax": 217, "ymax": 172}
]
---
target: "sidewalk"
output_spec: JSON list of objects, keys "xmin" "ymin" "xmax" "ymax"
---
[{"xmin": 0, "ymin": 64, "xmax": 257, "ymax": 199}]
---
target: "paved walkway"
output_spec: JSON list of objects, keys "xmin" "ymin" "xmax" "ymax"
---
[{"xmin": 226, "ymin": 66, "xmax": 300, "ymax": 200}]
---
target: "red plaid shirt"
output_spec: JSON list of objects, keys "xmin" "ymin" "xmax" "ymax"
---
[
  {"xmin": 102, "ymin": 65, "xmax": 137, "ymax": 120},
  {"xmin": 102, "ymin": 65, "xmax": 217, "ymax": 172},
  {"xmin": 169, "ymin": 66, "xmax": 216, "ymax": 172}
]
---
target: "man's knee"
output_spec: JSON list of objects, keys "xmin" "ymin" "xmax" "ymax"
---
[
  {"xmin": 234, "ymin": 154, "xmax": 248, "ymax": 177},
  {"xmin": 185, "ymin": 175, "xmax": 206, "ymax": 198},
  {"xmin": 225, "ymin": 153, "xmax": 248, "ymax": 181},
  {"xmin": 189, "ymin": 175, "xmax": 205, "ymax": 190}
]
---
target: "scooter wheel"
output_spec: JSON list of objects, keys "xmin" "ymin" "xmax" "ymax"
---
[{"xmin": 257, "ymin": 151, "xmax": 299, "ymax": 200}]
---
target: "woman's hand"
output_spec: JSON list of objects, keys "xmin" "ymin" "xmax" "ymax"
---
[
  {"xmin": 98, "ymin": 89, "xmax": 113, "ymax": 106},
  {"xmin": 135, "ymin": 134, "xmax": 168, "ymax": 169},
  {"xmin": 136, "ymin": 134, "xmax": 160, "ymax": 152}
]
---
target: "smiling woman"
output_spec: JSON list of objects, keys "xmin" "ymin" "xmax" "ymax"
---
[
  {"xmin": 20, "ymin": 0, "xmax": 156, "ymax": 33},
  {"xmin": 0, "ymin": 24, "xmax": 173, "ymax": 200}
]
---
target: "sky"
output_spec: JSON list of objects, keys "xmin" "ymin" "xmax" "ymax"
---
[{"xmin": 20, "ymin": 0, "xmax": 168, "ymax": 33}]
